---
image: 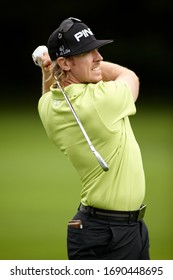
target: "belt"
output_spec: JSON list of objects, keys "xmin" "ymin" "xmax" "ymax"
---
[{"xmin": 79, "ymin": 204, "xmax": 146, "ymax": 222}]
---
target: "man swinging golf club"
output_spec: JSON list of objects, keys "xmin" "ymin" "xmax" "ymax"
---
[{"xmin": 32, "ymin": 17, "xmax": 150, "ymax": 260}]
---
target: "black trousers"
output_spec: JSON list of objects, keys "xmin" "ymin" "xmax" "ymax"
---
[{"xmin": 67, "ymin": 210, "xmax": 150, "ymax": 260}]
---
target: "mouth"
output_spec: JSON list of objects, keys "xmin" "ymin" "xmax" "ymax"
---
[{"xmin": 92, "ymin": 66, "xmax": 101, "ymax": 71}]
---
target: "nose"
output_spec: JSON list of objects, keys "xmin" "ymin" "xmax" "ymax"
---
[{"xmin": 93, "ymin": 49, "xmax": 103, "ymax": 61}]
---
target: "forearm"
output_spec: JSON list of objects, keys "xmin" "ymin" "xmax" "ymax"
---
[
  {"xmin": 100, "ymin": 61, "xmax": 140, "ymax": 102},
  {"xmin": 100, "ymin": 61, "xmax": 132, "ymax": 81},
  {"xmin": 42, "ymin": 71, "xmax": 54, "ymax": 95},
  {"xmin": 39, "ymin": 53, "xmax": 54, "ymax": 95}
]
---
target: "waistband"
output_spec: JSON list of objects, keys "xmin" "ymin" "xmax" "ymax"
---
[{"xmin": 78, "ymin": 204, "xmax": 146, "ymax": 222}]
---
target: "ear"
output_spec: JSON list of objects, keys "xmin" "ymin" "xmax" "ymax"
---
[{"xmin": 57, "ymin": 57, "xmax": 70, "ymax": 71}]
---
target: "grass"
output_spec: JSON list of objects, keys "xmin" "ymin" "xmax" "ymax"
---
[{"xmin": 0, "ymin": 100, "xmax": 172, "ymax": 260}]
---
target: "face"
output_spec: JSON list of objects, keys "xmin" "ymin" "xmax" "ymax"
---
[{"xmin": 65, "ymin": 49, "xmax": 103, "ymax": 84}]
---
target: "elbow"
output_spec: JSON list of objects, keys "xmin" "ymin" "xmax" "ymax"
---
[{"xmin": 132, "ymin": 73, "xmax": 140, "ymax": 102}]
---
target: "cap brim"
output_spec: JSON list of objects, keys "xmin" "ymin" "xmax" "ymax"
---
[{"xmin": 66, "ymin": 39, "xmax": 113, "ymax": 57}]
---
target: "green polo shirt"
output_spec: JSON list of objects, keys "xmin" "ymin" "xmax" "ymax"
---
[{"xmin": 38, "ymin": 80, "xmax": 145, "ymax": 211}]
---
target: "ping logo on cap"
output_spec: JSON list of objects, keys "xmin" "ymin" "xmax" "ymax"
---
[{"xmin": 74, "ymin": 28, "xmax": 93, "ymax": 42}]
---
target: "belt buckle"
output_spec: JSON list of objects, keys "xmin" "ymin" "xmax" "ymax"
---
[{"xmin": 137, "ymin": 205, "xmax": 146, "ymax": 221}]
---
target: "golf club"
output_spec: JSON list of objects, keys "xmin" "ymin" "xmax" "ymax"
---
[
  {"xmin": 32, "ymin": 46, "xmax": 109, "ymax": 171},
  {"xmin": 55, "ymin": 80, "xmax": 109, "ymax": 172}
]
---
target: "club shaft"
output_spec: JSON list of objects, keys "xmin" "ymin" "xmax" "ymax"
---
[{"xmin": 56, "ymin": 81, "xmax": 109, "ymax": 171}]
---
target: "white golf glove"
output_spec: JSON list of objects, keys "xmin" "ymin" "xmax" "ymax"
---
[{"xmin": 32, "ymin": 45, "xmax": 48, "ymax": 67}]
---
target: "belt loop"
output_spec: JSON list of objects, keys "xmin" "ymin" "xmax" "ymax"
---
[
  {"xmin": 128, "ymin": 211, "xmax": 131, "ymax": 224},
  {"xmin": 128, "ymin": 211, "xmax": 137, "ymax": 223},
  {"xmin": 88, "ymin": 206, "xmax": 94, "ymax": 216}
]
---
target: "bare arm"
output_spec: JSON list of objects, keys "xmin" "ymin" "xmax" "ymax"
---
[
  {"xmin": 40, "ymin": 53, "xmax": 54, "ymax": 95},
  {"xmin": 100, "ymin": 61, "xmax": 140, "ymax": 102}
]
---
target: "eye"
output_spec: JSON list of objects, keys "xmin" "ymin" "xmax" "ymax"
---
[{"xmin": 78, "ymin": 52, "xmax": 89, "ymax": 57}]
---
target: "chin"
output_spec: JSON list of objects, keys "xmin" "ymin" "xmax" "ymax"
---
[{"xmin": 92, "ymin": 75, "xmax": 102, "ymax": 83}]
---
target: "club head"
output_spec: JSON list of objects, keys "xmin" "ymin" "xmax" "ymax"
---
[{"xmin": 94, "ymin": 150, "xmax": 109, "ymax": 172}]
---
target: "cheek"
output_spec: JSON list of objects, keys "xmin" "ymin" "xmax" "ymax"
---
[{"xmin": 76, "ymin": 66, "xmax": 89, "ymax": 81}]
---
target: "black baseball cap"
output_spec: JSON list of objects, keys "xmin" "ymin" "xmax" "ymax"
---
[{"xmin": 47, "ymin": 17, "xmax": 113, "ymax": 61}]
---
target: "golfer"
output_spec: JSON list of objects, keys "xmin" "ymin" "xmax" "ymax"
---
[{"xmin": 36, "ymin": 17, "xmax": 150, "ymax": 259}]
